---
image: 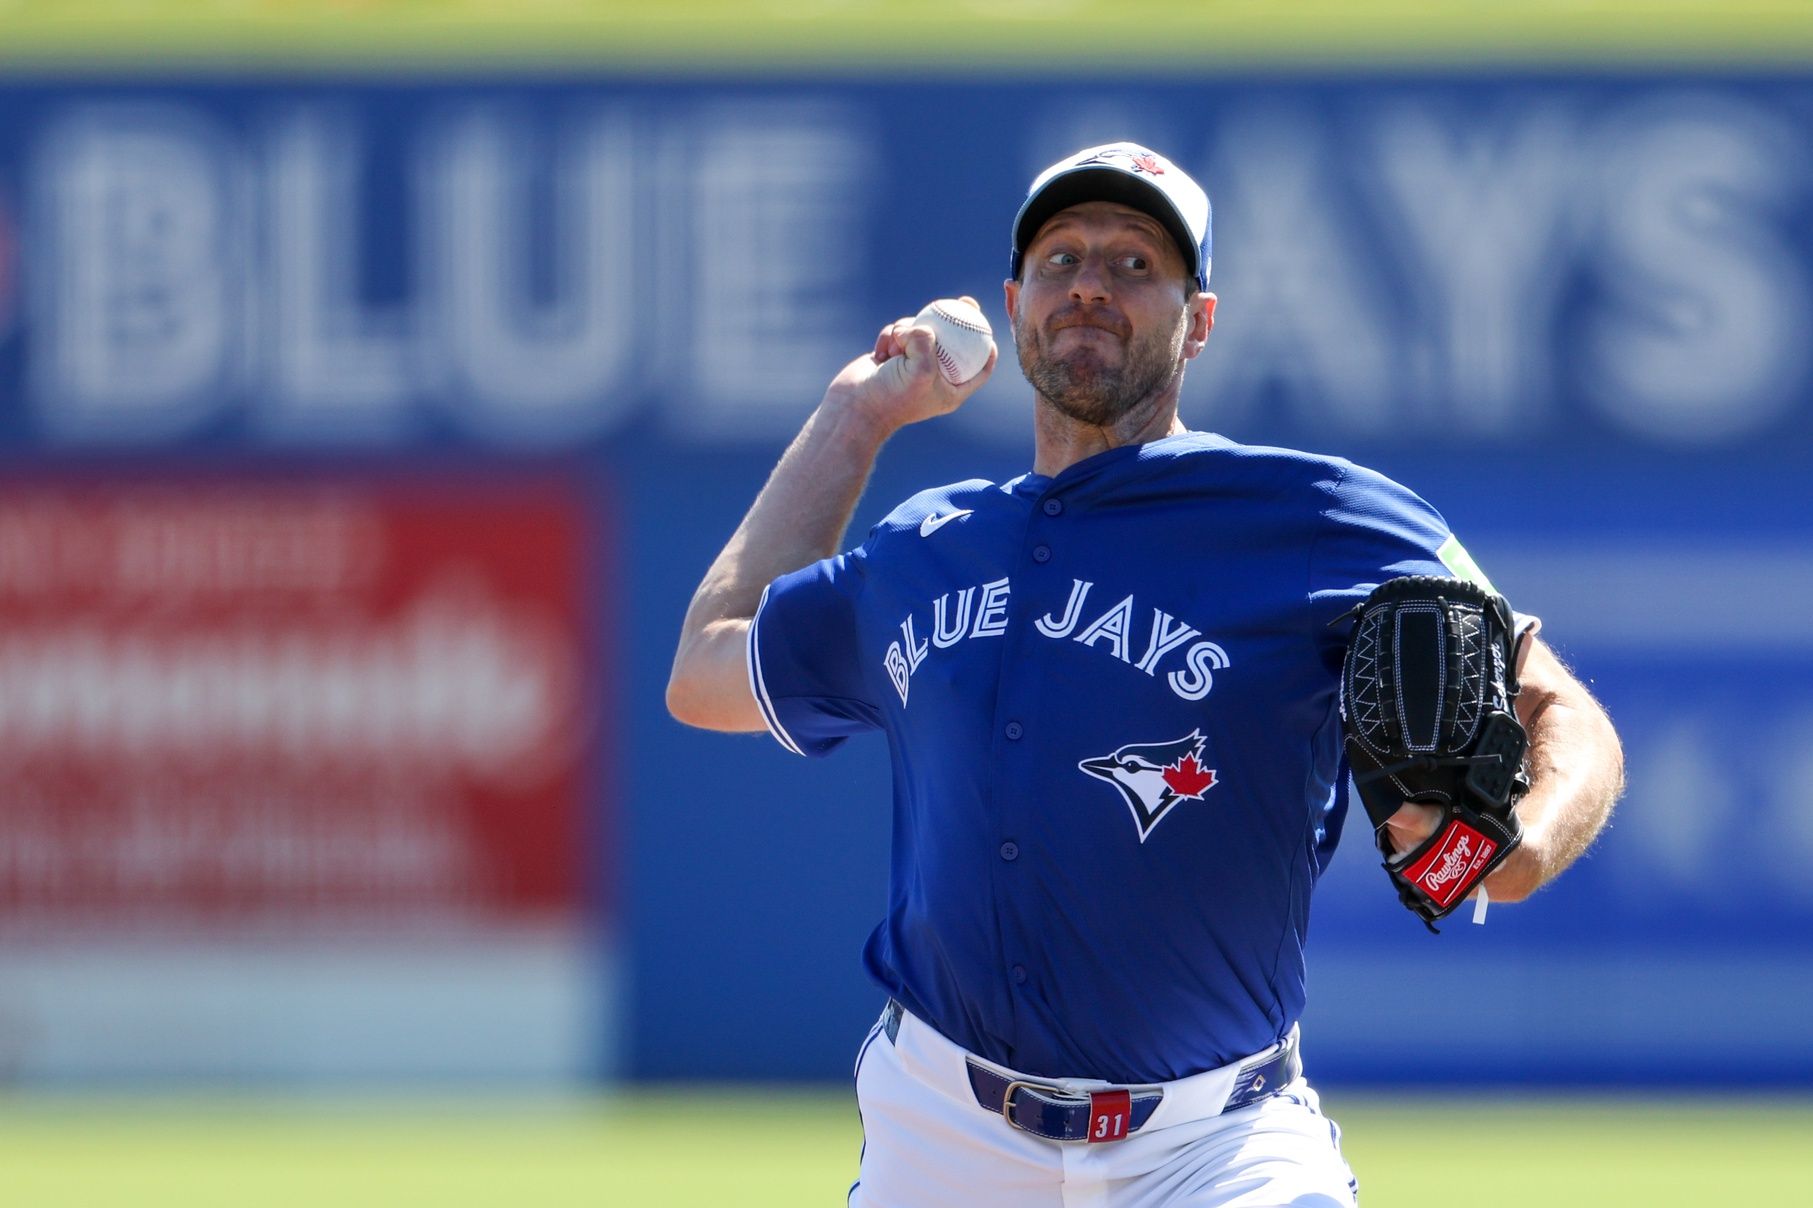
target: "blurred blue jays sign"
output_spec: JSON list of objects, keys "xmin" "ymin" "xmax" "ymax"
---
[
  {"xmin": 0, "ymin": 77, "xmax": 1808, "ymax": 459},
  {"xmin": 0, "ymin": 74, "xmax": 1809, "ymax": 1085}
]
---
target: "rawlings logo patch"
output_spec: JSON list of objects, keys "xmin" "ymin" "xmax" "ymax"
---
[
  {"xmin": 1403, "ymin": 820, "xmax": 1497, "ymax": 908},
  {"xmin": 1079, "ymin": 731, "xmax": 1218, "ymax": 842}
]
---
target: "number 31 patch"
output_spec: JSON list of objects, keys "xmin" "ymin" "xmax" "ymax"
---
[{"xmin": 1088, "ymin": 1089, "xmax": 1131, "ymax": 1142}]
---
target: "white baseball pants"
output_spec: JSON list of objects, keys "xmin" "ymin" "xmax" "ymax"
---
[{"xmin": 848, "ymin": 1004, "xmax": 1358, "ymax": 1208}]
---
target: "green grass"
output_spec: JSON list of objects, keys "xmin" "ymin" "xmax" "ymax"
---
[
  {"xmin": 0, "ymin": 1, "xmax": 1810, "ymax": 69},
  {"xmin": 0, "ymin": 1090, "xmax": 860, "ymax": 1208},
  {"xmin": 1336, "ymin": 1097, "xmax": 1813, "ymax": 1205},
  {"xmin": 1, "ymin": 1089, "xmax": 1808, "ymax": 1206}
]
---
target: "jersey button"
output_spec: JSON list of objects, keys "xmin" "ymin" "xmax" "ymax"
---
[
  {"xmin": 999, "ymin": 841, "xmax": 1019, "ymax": 862},
  {"xmin": 1004, "ymin": 721, "xmax": 1024, "ymax": 740},
  {"xmin": 1042, "ymin": 498, "xmax": 1063, "ymax": 516},
  {"xmin": 1011, "ymin": 965, "xmax": 1028, "ymax": 985},
  {"xmin": 1032, "ymin": 544, "xmax": 1051, "ymax": 563}
]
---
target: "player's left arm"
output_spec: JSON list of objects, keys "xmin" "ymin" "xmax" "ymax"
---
[{"xmin": 1482, "ymin": 635, "xmax": 1624, "ymax": 901}]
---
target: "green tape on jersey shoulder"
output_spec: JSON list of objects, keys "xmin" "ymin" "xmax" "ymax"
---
[{"xmin": 1437, "ymin": 534, "xmax": 1498, "ymax": 594}]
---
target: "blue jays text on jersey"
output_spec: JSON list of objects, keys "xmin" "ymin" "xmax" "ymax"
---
[
  {"xmin": 881, "ymin": 575, "xmax": 1228, "ymax": 707},
  {"xmin": 748, "ymin": 432, "xmax": 1471, "ymax": 1086}
]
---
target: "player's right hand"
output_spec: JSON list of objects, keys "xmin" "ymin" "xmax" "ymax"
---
[{"xmin": 822, "ymin": 297, "xmax": 997, "ymax": 434}]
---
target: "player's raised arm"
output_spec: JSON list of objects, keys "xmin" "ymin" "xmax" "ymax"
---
[
  {"xmin": 665, "ymin": 301, "xmax": 997, "ymax": 733},
  {"xmin": 1482, "ymin": 634, "xmax": 1624, "ymax": 901}
]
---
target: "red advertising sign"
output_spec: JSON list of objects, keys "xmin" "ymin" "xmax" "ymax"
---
[{"xmin": 0, "ymin": 474, "xmax": 598, "ymax": 935}]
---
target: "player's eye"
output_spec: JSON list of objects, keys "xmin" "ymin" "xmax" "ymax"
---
[
  {"xmin": 1045, "ymin": 251, "xmax": 1079, "ymax": 267},
  {"xmin": 1116, "ymin": 255, "xmax": 1150, "ymax": 273}
]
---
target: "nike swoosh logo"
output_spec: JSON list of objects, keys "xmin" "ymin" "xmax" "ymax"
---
[{"xmin": 919, "ymin": 508, "xmax": 974, "ymax": 537}]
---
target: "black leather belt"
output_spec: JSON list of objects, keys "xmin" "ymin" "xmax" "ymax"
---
[{"xmin": 881, "ymin": 999, "xmax": 1300, "ymax": 1144}]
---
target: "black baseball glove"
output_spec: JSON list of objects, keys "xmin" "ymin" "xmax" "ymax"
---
[{"xmin": 1338, "ymin": 575, "xmax": 1530, "ymax": 931}]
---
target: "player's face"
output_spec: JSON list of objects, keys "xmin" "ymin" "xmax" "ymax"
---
[{"xmin": 1006, "ymin": 202, "xmax": 1213, "ymax": 427}]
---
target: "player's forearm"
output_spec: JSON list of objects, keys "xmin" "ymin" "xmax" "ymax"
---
[
  {"xmin": 669, "ymin": 306, "xmax": 993, "ymax": 732},
  {"xmin": 687, "ymin": 398, "xmax": 891, "ymax": 627},
  {"xmin": 667, "ymin": 398, "xmax": 894, "ymax": 729},
  {"xmin": 1485, "ymin": 681, "xmax": 1624, "ymax": 902}
]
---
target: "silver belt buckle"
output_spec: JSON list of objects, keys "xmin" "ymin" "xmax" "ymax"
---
[
  {"xmin": 998, "ymin": 1078, "xmax": 1080, "ymax": 1139},
  {"xmin": 999, "ymin": 1079, "xmax": 1061, "ymax": 1112},
  {"xmin": 1000, "ymin": 1078, "xmax": 1142, "ymax": 1144}
]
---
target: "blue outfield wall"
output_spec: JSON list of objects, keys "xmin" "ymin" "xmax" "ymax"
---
[{"xmin": 0, "ymin": 71, "xmax": 1810, "ymax": 1087}]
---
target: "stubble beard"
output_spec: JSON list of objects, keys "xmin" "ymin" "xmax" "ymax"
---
[{"xmin": 1015, "ymin": 310, "xmax": 1187, "ymax": 428}]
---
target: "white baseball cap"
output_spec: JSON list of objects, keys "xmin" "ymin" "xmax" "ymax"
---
[{"xmin": 1010, "ymin": 142, "xmax": 1212, "ymax": 290}]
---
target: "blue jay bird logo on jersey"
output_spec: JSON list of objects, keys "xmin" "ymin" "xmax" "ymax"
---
[{"xmin": 1079, "ymin": 731, "xmax": 1218, "ymax": 842}]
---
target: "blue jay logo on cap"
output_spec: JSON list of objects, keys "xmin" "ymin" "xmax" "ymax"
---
[
  {"xmin": 1079, "ymin": 730, "xmax": 1219, "ymax": 842},
  {"xmin": 1076, "ymin": 148, "xmax": 1166, "ymax": 177},
  {"xmin": 1012, "ymin": 142, "xmax": 1211, "ymax": 290}
]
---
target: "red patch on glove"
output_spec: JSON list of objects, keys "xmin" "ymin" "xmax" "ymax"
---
[{"xmin": 1402, "ymin": 819, "xmax": 1497, "ymax": 909}]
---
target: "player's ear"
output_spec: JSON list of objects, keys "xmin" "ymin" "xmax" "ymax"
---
[
  {"xmin": 1182, "ymin": 292, "xmax": 1216, "ymax": 359},
  {"xmin": 1003, "ymin": 277, "xmax": 1020, "ymax": 327}
]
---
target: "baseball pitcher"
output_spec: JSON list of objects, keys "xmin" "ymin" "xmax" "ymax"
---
[{"xmin": 668, "ymin": 143, "xmax": 1624, "ymax": 1206}]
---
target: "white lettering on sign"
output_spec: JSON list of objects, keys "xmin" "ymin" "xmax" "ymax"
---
[
  {"xmin": 23, "ymin": 99, "xmax": 873, "ymax": 448},
  {"xmin": 266, "ymin": 110, "xmax": 414, "ymax": 437},
  {"xmin": 0, "ymin": 496, "xmax": 380, "ymax": 599},
  {"xmin": 0, "ymin": 778, "xmax": 477, "ymax": 903},
  {"xmin": 0, "ymin": 487, "xmax": 578, "ymax": 787},
  {"xmin": 1581, "ymin": 93, "xmax": 1811, "ymax": 442},
  {"xmin": 16, "ymin": 92, "xmax": 1811, "ymax": 450},
  {"xmin": 0, "ymin": 591, "xmax": 569, "ymax": 781},
  {"xmin": 677, "ymin": 106, "xmax": 874, "ymax": 436},
  {"xmin": 1193, "ymin": 95, "xmax": 1811, "ymax": 446},
  {"xmin": 1189, "ymin": 110, "xmax": 1397, "ymax": 436},
  {"xmin": 31, "ymin": 105, "xmax": 239, "ymax": 441},
  {"xmin": 426, "ymin": 109, "xmax": 640, "ymax": 442},
  {"xmin": 1367, "ymin": 104, "xmax": 1579, "ymax": 432}
]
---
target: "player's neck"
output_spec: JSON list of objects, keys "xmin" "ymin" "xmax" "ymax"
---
[{"xmin": 1031, "ymin": 398, "xmax": 1187, "ymax": 478}]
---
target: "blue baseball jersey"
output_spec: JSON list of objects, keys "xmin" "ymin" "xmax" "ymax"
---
[{"xmin": 748, "ymin": 431, "xmax": 1466, "ymax": 1085}]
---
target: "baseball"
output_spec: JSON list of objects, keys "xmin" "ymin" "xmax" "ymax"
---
[{"xmin": 914, "ymin": 298, "xmax": 995, "ymax": 386}]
